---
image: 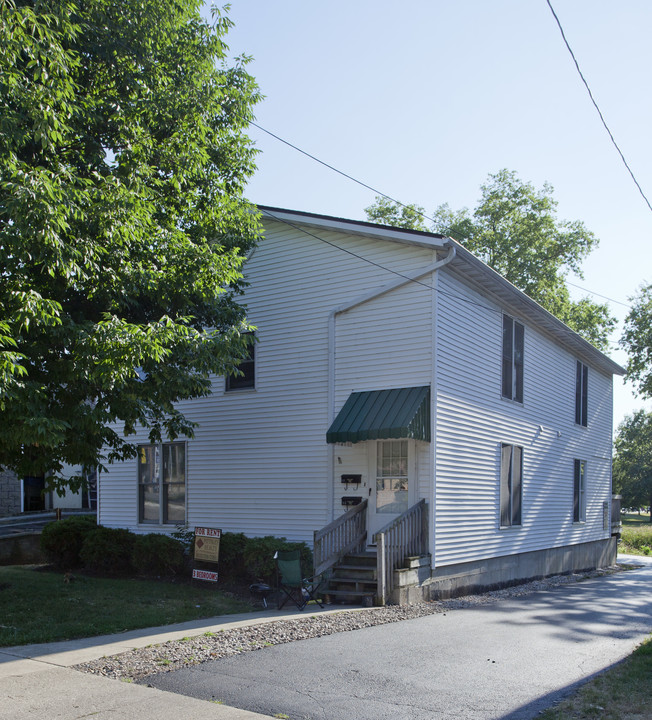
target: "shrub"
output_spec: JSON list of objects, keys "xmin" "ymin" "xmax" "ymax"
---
[
  {"xmin": 171, "ymin": 523, "xmax": 195, "ymax": 552},
  {"xmin": 132, "ymin": 533, "xmax": 186, "ymax": 576},
  {"xmin": 620, "ymin": 524, "xmax": 652, "ymax": 555},
  {"xmin": 242, "ymin": 536, "xmax": 313, "ymax": 584},
  {"xmin": 80, "ymin": 527, "xmax": 136, "ymax": 576},
  {"xmin": 40, "ymin": 515, "xmax": 97, "ymax": 569},
  {"xmin": 218, "ymin": 532, "xmax": 248, "ymax": 579}
]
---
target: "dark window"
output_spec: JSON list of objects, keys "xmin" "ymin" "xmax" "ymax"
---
[
  {"xmin": 575, "ymin": 361, "xmax": 588, "ymax": 426},
  {"xmin": 573, "ymin": 459, "xmax": 586, "ymax": 523},
  {"xmin": 500, "ymin": 444, "xmax": 522, "ymax": 527},
  {"xmin": 502, "ymin": 315, "xmax": 524, "ymax": 403},
  {"xmin": 226, "ymin": 335, "xmax": 255, "ymax": 391},
  {"xmin": 138, "ymin": 442, "xmax": 186, "ymax": 525}
]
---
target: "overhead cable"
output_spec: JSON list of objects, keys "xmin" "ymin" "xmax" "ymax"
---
[
  {"xmin": 545, "ymin": 0, "xmax": 652, "ymax": 213},
  {"xmin": 252, "ymin": 125, "xmax": 630, "ymax": 311}
]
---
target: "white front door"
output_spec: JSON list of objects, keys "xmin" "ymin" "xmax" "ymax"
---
[{"xmin": 368, "ymin": 439, "xmax": 416, "ymax": 541}]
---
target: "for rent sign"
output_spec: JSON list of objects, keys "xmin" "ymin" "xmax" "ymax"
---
[{"xmin": 193, "ymin": 527, "xmax": 221, "ymax": 564}]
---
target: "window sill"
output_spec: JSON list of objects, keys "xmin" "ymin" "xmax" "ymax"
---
[{"xmin": 500, "ymin": 395, "xmax": 524, "ymax": 407}]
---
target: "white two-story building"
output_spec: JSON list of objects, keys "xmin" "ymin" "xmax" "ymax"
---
[{"xmin": 98, "ymin": 207, "xmax": 624, "ymax": 601}]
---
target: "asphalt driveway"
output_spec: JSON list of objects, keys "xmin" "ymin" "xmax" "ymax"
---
[{"xmin": 143, "ymin": 556, "xmax": 652, "ymax": 720}]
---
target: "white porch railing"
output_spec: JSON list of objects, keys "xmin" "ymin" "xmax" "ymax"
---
[
  {"xmin": 313, "ymin": 500, "xmax": 368, "ymax": 576},
  {"xmin": 375, "ymin": 499, "xmax": 428, "ymax": 605}
]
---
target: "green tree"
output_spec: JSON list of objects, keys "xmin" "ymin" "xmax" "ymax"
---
[
  {"xmin": 613, "ymin": 411, "xmax": 652, "ymax": 520},
  {"xmin": 621, "ymin": 284, "xmax": 652, "ymax": 400},
  {"xmin": 365, "ymin": 196, "xmax": 428, "ymax": 232},
  {"xmin": 0, "ymin": 0, "xmax": 261, "ymax": 492},
  {"xmin": 365, "ymin": 170, "xmax": 615, "ymax": 350}
]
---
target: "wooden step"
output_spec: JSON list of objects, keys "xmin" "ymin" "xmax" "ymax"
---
[
  {"xmin": 335, "ymin": 563, "xmax": 377, "ymax": 572},
  {"xmin": 324, "ymin": 588, "xmax": 375, "ymax": 605}
]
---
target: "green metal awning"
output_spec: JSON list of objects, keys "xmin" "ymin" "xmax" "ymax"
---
[{"xmin": 326, "ymin": 386, "xmax": 430, "ymax": 444}]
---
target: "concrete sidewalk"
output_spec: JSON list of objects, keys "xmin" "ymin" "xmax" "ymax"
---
[{"xmin": 1, "ymin": 604, "xmax": 363, "ymax": 720}]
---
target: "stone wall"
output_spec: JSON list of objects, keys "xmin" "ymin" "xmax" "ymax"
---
[{"xmin": 0, "ymin": 470, "xmax": 21, "ymax": 517}]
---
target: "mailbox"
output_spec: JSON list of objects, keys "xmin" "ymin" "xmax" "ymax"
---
[{"xmin": 341, "ymin": 496, "xmax": 363, "ymax": 507}]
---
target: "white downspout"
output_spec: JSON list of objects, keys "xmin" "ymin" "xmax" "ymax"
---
[{"xmin": 326, "ymin": 243, "xmax": 456, "ymax": 523}]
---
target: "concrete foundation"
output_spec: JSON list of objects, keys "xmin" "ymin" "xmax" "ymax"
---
[{"xmin": 390, "ymin": 537, "xmax": 618, "ymax": 604}]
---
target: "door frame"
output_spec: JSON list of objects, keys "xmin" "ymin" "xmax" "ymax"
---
[{"xmin": 367, "ymin": 438, "xmax": 417, "ymax": 542}]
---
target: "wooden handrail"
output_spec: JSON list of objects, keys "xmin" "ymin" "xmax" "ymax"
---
[
  {"xmin": 376, "ymin": 499, "xmax": 428, "ymax": 605},
  {"xmin": 313, "ymin": 500, "xmax": 368, "ymax": 576}
]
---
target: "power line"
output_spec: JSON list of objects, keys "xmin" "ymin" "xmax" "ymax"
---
[
  {"xmin": 251, "ymin": 122, "xmax": 437, "ymax": 227},
  {"xmin": 254, "ymin": 123, "xmax": 632, "ymax": 314},
  {"xmin": 565, "ymin": 281, "xmax": 631, "ymax": 310},
  {"xmin": 261, "ymin": 207, "xmax": 577, "ymax": 321},
  {"xmin": 259, "ymin": 207, "xmax": 436, "ymax": 293},
  {"xmin": 545, "ymin": 0, "xmax": 652, "ymax": 214}
]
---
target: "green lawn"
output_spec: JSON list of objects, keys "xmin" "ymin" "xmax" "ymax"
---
[
  {"xmin": 0, "ymin": 566, "xmax": 254, "ymax": 646},
  {"xmin": 619, "ymin": 512, "xmax": 652, "ymax": 556},
  {"xmin": 539, "ymin": 635, "xmax": 652, "ymax": 720},
  {"xmin": 621, "ymin": 510, "xmax": 651, "ymax": 525}
]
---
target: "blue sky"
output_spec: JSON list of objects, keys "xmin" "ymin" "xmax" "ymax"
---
[{"xmin": 217, "ymin": 0, "xmax": 652, "ymax": 429}]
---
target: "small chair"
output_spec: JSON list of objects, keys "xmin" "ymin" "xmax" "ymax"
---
[{"xmin": 275, "ymin": 550, "xmax": 324, "ymax": 611}]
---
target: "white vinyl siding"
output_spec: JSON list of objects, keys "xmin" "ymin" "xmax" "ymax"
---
[
  {"xmin": 99, "ymin": 214, "xmax": 615, "ymax": 564},
  {"xmin": 100, "ymin": 222, "xmax": 437, "ymax": 542},
  {"xmin": 434, "ymin": 270, "xmax": 613, "ymax": 567}
]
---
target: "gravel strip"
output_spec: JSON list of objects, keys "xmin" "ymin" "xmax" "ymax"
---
[{"xmin": 74, "ymin": 566, "xmax": 621, "ymax": 681}]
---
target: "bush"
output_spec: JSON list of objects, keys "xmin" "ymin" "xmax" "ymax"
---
[
  {"xmin": 132, "ymin": 533, "xmax": 186, "ymax": 576},
  {"xmin": 218, "ymin": 532, "xmax": 248, "ymax": 579},
  {"xmin": 620, "ymin": 524, "xmax": 652, "ymax": 554},
  {"xmin": 80, "ymin": 527, "xmax": 136, "ymax": 576},
  {"xmin": 40, "ymin": 515, "xmax": 97, "ymax": 569},
  {"xmin": 242, "ymin": 536, "xmax": 313, "ymax": 584},
  {"xmin": 171, "ymin": 523, "xmax": 195, "ymax": 552}
]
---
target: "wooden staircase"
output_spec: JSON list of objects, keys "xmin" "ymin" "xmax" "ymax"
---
[
  {"xmin": 313, "ymin": 498, "xmax": 429, "ymax": 605},
  {"xmin": 324, "ymin": 549, "xmax": 377, "ymax": 606}
]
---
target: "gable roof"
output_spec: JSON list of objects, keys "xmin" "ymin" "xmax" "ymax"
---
[{"xmin": 258, "ymin": 206, "xmax": 625, "ymax": 377}]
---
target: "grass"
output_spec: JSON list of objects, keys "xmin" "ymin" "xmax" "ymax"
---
[
  {"xmin": 0, "ymin": 565, "xmax": 255, "ymax": 647},
  {"xmin": 539, "ymin": 634, "xmax": 652, "ymax": 719},
  {"xmin": 619, "ymin": 512, "xmax": 652, "ymax": 556}
]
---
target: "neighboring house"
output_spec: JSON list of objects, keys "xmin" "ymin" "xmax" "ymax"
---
[
  {"xmin": 0, "ymin": 468, "xmax": 97, "ymax": 517},
  {"xmin": 98, "ymin": 207, "xmax": 624, "ymax": 601}
]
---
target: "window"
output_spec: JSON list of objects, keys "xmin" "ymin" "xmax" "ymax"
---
[
  {"xmin": 500, "ymin": 444, "xmax": 522, "ymax": 527},
  {"xmin": 575, "ymin": 361, "xmax": 588, "ymax": 426},
  {"xmin": 138, "ymin": 442, "xmax": 186, "ymax": 524},
  {"xmin": 573, "ymin": 459, "xmax": 586, "ymax": 523},
  {"xmin": 502, "ymin": 315, "xmax": 524, "ymax": 403},
  {"xmin": 225, "ymin": 334, "xmax": 255, "ymax": 391},
  {"xmin": 376, "ymin": 440, "xmax": 408, "ymax": 514}
]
